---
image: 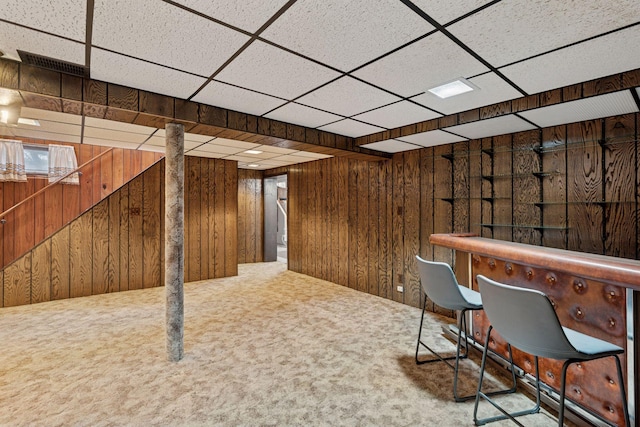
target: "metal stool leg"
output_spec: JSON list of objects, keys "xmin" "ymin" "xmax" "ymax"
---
[{"xmin": 474, "ymin": 326, "xmax": 539, "ymax": 426}]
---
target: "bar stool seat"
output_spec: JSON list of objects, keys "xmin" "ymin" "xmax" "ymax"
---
[
  {"xmin": 474, "ymin": 275, "xmax": 630, "ymax": 427},
  {"xmin": 415, "ymin": 256, "xmax": 517, "ymax": 402}
]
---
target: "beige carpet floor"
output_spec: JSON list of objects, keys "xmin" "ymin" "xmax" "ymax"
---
[{"xmin": 0, "ymin": 262, "xmax": 562, "ymax": 426}]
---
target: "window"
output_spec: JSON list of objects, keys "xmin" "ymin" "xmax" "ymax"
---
[{"xmin": 23, "ymin": 144, "xmax": 49, "ymax": 175}]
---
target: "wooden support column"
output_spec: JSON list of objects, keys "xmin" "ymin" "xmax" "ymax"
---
[{"xmin": 165, "ymin": 123, "xmax": 184, "ymax": 362}]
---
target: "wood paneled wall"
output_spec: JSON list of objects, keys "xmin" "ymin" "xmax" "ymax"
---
[
  {"xmin": 238, "ymin": 169, "xmax": 264, "ymax": 264},
  {"xmin": 0, "ymin": 137, "xmax": 163, "ymax": 270},
  {"xmin": 1, "ymin": 156, "xmax": 238, "ymax": 308},
  {"xmin": 287, "ymin": 114, "xmax": 639, "ymax": 309}
]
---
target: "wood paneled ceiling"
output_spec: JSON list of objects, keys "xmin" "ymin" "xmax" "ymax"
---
[{"xmin": 1, "ymin": 0, "xmax": 640, "ymax": 167}]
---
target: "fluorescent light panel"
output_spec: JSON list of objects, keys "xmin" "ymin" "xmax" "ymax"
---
[
  {"xmin": 17, "ymin": 118, "xmax": 40, "ymax": 126},
  {"xmin": 244, "ymin": 150, "xmax": 263, "ymax": 155},
  {"xmin": 428, "ymin": 78, "xmax": 475, "ymax": 99}
]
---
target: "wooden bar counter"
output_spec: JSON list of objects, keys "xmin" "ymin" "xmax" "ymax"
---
[{"xmin": 430, "ymin": 233, "xmax": 639, "ymax": 426}]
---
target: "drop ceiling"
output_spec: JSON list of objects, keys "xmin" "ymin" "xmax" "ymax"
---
[{"xmin": 0, "ymin": 0, "xmax": 639, "ymax": 163}]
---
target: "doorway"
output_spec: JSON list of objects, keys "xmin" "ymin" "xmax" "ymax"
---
[{"xmin": 264, "ymin": 174, "xmax": 287, "ymax": 264}]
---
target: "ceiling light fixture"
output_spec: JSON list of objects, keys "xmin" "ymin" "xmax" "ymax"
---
[
  {"xmin": 428, "ymin": 78, "xmax": 476, "ymax": 99},
  {"xmin": 244, "ymin": 150, "xmax": 262, "ymax": 155},
  {"xmin": 248, "ymin": 164, "xmax": 260, "ymax": 168}
]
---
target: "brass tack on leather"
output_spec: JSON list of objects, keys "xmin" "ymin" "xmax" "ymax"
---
[{"xmin": 609, "ymin": 318, "xmax": 616, "ymax": 327}]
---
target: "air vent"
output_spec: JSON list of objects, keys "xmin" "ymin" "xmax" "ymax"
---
[{"xmin": 18, "ymin": 50, "xmax": 88, "ymax": 78}]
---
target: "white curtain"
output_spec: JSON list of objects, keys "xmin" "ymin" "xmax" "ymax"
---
[
  {"xmin": 48, "ymin": 144, "xmax": 79, "ymax": 185},
  {"xmin": 0, "ymin": 139, "xmax": 27, "ymax": 182}
]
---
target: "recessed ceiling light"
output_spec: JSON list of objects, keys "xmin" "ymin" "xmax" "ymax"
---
[
  {"xmin": 248, "ymin": 164, "xmax": 260, "ymax": 168},
  {"xmin": 244, "ymin": 150, "xmax": 262, "ymax": 155},
  {"xmin": 17, "ymin": 118, "xmax": 40, "ymax": 126},
  {"xmin": 428, "ymin": 78, "xmax": 476, "ymax": 99}
]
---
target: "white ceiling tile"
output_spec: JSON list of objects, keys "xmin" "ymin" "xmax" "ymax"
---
[
  {"xmin": 398, "ymin": 129, "xmax": 467, "ymax": 147},
  {"xmin": 443, "ymin": 114, "xmax": 536, "ymax": 139},
  {"xmin": 0, "ymin": 0, "xmax": 86, "ymax": 40},
  {"xmin": 448, "ymin": 0, "xmax": 640, "ymax": 67},
  {"xmin": 294, "ymin": 151, "xmax": 333, "ymax": 159},
  {"xmin": 92, "ymin": 0, "xmax": 249, "ymax": 77},
  {"xmin": 410, "ymin": 0, "xmax": 495, "ymax": 25},
  {"xmin": 352, "ymin": 101, "xmax": 441, "ymax": 129},
  {"xmin": 256, "ymin": 159, "xmax": 291, "ymax": 166},
  {"xmin": 360, "ymin": 139, "xmax": 419, "ymax": 153},
  {"xmin": 171, "ymin": 0, "xmax": 289, "ymax": 32},
  {"xmin": 411, "ymin": 72, "xmax": 523, "ymax": 115},
  {"xmin": 193, "ymin": 81, "xmax": 286, "ymax": 116},
  {"xmin": 138, "ymin": 144, "xmax": 166, "ymax": 153},
  {"xmin": 29, "ymin": 120, "xmax": 82, "ymax": 136},
  {"xmin": 211, "ymin": 138, "xmax": 260, "ymax": 149},
  {"xmin": 257, "ymin": 145, "xmax": 298, "ymax": 155},
  {"xmin": 83, "ymin": 138, "xmax": 140, "ymax": 150},
  {"xmin": 10, "ymin": 128, "xmax": 81, "ymax": 144},
  {"xmin": 273, "ymin": 154, "xmax": 317, "ymax": 163},
  {"xmin": 237, "ymin": 150, "xmax": 281, "ymax": 160},
  {"xmin": 186, "ymin": 150, "xmax": 224, "ymax": 158},
  {"xmin": 0, "ymin": 127, "xmax": 16, "ymax": 137},
  {"xmin": 216, "ymin": 40, "xmax": 341, "ymax": 99},
  {"xmin": 261, "ymin": 0, "xmax": 434, "ymax": 71},
  {"xmin": 318, "ymin": 119, "xmax": 384, "ymax": 138},
  {"xmin": 353, "ymin": 31, "xmax": 489, "ymax": 97},
  {"xmin": 19, "ymin": 107, "xmax": 83, "ymax": 125},
  {"xmin": 83, "ymin": 127, "xmax": 151, "ymax": 144},
  {"xmin": 91, "ymin": 49, "xmax": 207, "ymax": 99},
  {"xmin": 265, "ymin": 103, "xmax": 342, "ymax": 128},
  {"xmin": 154, "ymin": 129, "xmax": 214, "ymax": 143},
  {"xmin": 0, "ymin": 21, "xmax": 84, "ymax": 64},
  {"xmin": 85, "ymin": 117, "xmax": 156, "ymax": 135},
  {"xmin": 297, "ymin": 76, "xmax": 400, "ymax": 117},
  {"xmin": 141, "ymin": 135, "xmax": 201, "ymax": 150},
  {"xmin": 519, "ymin": 91, "xmax": 639, "ymax": 128},
  {"xmin": 501, "ymin": 26, "xmax": 640, "ymax": 94},
  {"xmin": 192, "ymin": 143, "xmax": 243, "ymax": 155},
  {"xmin": 226, "ymin": 154, "xmax": 267, "ymax": 163}
]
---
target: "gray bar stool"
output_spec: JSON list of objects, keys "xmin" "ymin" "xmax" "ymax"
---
[
  {"xmin": 415, "ymin": 256, "xmax": 517, "ymax": 402},
  {"xmin": 475, "ymin": 275, "xmax": 630, "ymax": 427}
]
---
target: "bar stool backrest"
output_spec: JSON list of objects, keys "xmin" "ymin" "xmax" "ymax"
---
[
  {"xmin": 476, "ymin": 275, "xmax": 581, "ymax": 360},
  {"xmin": 416, "ymin": 256, "xmax": 474, "ymax": 311}
]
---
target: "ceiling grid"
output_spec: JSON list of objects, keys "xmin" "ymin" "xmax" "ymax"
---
[{"xmin": 0, "ymin": 0, "xmax": 639, "ymax": 165}]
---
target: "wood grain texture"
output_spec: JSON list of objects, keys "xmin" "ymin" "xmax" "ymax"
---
[
  {"xmin": 356, "ymin": 161, "xmax": 369, "ymax": 293},
  {"xmin": 3, "ymin": 253, "xmax": 31, "ymax": 307},
  {"xmin": 392, "ymin": 154, "xmax": 404, "ymax": 303},
  {"xmin": 142, "ymin": 163, "xmax": 162, "ymax": 288},
  {"xmin": 128, "ymin": 175, "xmax": 144, "ymax": 290},
  {"xmin": 469, "ymin": 141, "xmax": 482, "ymax": 236},
  {"xmin": 567, "ymin": 121, "xmax": 604, "ymax": 254},
  {"xmin": 492, "ymin": 135, "xmax": 513, "ymax": 242},
  {"xmin": 403, "ymin": 150, "xmax": 421, "ymax": 308},
  {"xmin": 379, "ymin": 159, "xmax": 393, "ymax": 300},
  {"xmin": 367, "ymin": 162, "xmax": 379, "ymax": 296},
  {"xmin": 433, "ymin": 145, "xmax": 453, "ymax": 266},
  {"xmin": 337, "ymin": 159, "xmax": 349, "ymax": 288},
  {"xmin": 224, "ymin": 159, "xmax": 238, "ymax": 277},
  {"xmin": 51, "ymin": 227, "xmax": 70, "ymax": 300},
  {"xmin": 512, "ymin": 130, "xmax": 541, "ymax": 245},
  {"xmin": 327, "ymin": 160, "xmax": 338, "ymax": 284},
  {"xmin": 453, "ymin": 141, "xmax": 470, "ymax": 233},
  {"xmin": 541, "ymin": 126, "xmax": 568, "ymax": 249},
  {"xmin": 92, "ymin": 199, "xmax": 110, "ymax": 295},
  {"xmin": 31, "ymin": 240, "xmax": 51, "ymax": 303},
  {"xmin": 348, "ymin": 160, "xmax": 358, "ymax": 289},
  {"xmin": 119, "ymin": 184, "xmax": 130, "ymax": 291},
  {"xmin": 108, "ymin": 194, "xmax": 120, "ymax": 293},
  {"xmin": 419, "ymin": 148, "xmax": 434, "ymax": 260},
  {"xmin": 481, "ymin": 138, "xmax": 494, "ymax": 238},
  {"xmin": 604, "ymin": 115, "xmax": 636, "ymax": 259},
  {"xmin": 213, "ymin": 160, "xmax": 226, "ymax": 277},
  {"xmin": 69, "ymin": 213, "xmax": 92, "ymax": 298}
]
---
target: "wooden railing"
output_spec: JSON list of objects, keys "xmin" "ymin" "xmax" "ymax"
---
[{"xmin": 0, "ymin": 148, "xmax": 114, "ymax": 223}]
